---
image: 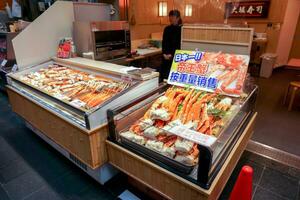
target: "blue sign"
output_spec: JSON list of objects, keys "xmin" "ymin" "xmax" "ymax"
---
[
  {"xmin": 169, "ymin": 72, "xmax": 218, "ymax": 90},
  {"xmin": 174, "ymin": 52, "xmax": 203, "ymax": 63}
]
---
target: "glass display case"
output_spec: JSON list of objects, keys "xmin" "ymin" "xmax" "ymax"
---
[
  {"xmin": 107, "ymin": 83, "xmax": 257, "ymax": 189},
  {"xmin": 7, "ymin": 59, "xmax": 158, "ymax": 130}
]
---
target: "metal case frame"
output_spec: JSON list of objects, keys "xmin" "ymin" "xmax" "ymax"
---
[
  {"xmin": 7, "ymin": 59, "xmax": 158, "ymax": 130},
  {"xmin": 107, "ymin": 84, "xmax": 258, "ymax": 189}
]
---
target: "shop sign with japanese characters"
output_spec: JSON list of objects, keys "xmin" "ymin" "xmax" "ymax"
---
[
  {"xmin": 167, "ymin": 50, "xmax": 250, "ymax": 97},
  {"xmin": 225, "ymin": 0, "xmax": 270, "ymax": 18}
]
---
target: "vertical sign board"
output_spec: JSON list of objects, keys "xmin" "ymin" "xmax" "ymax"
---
[
  {"xmin": 167, "ymin": 50, "xmax": 250, "ymax": 97},
  {"xmin": 225, "ymin": 0, "xmax": 270, "ymax": 18}
]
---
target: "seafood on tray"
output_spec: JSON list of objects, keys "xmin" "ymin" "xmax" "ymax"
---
[
  {"xmin": 19, "ymin": 64, "xmax": 130, "ymax": 110},
  {"xmin": 120, "ymin": 86, "xmax": 238, "ymax": 166}
]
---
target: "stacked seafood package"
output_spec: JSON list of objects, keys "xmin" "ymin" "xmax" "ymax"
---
[
  {"xmin": 115, "ymin": 50, "xmax": 252, "ymax": 170},
  {"xmin": 18, "ymin": 64, "xmax": 131, "ymax": 111},
  {"xmin": 120, "ymin": 86, "xmax": 239, "ymax": 166},
  {"xmin": 10, "ymin": 60, "xmax": 160, "ymax": 129}
]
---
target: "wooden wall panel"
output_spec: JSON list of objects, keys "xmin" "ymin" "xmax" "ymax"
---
[
  {"xmin": 264, "ymin": 0, "xmax": 288, "ymax": 22},
  {"xmin": 0, "ymin": 0, "xmax": 12, "ymax": 10},
  {"xmin": 129, "ymin": 0, "xmax": 289, "ymax": 53},
  {"xmin": 131, "ymin": 0, "xmax": 158, "ymax": 25},
  {"xmin": 182, "ymin": 27, "xmax": 252, "ymax": 44},
  {"xmin": 130, "ymin": 24, "xmax": 165, "ymax": 40},
  {"xmin": 289, "ymin": 13, "xmax": 300, "ymax": 59}
]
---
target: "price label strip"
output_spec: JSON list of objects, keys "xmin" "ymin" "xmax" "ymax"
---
[
  {"xmin": 121, "ymin": 74, "xmax": 133, "ymax": 82},
  {"xmin": 70, "ymin": 99, "xmax": 86, "ymax": 108},
  {"xmin": 120, "ymin": 66, "xmax": 140, "ymax": 74},
  {"xmin": 167, "ymin": 125, "xmax": 217, "ymax": 149},
  {"xmin": 11, "ymin": 64, "xmax": 18, "ymax": 72},
  {"xmin": 1, "ymin": 59, "xmax": 7, "ymax": 67},
  {"xmin": 54, "ymin": 93, "xmax": 69, "ymax": 100}
]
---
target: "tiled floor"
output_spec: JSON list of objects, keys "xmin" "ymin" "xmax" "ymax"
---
[
  {"xmin": 219, "ymin": 151, "xmax": 300, "ymax": 200},
  {"xmin": 253, "ymin": 68, "xmax": 300, "ymax": 156},
  {"xmin": 1, "ymin": 70, "xmax": 300, "ymax": 199}
]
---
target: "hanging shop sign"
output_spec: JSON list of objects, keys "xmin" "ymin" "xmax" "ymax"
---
[
  {"xmin": 167, "ymin": 50, "xmax": 250, "ymax": 97},
  {"xmin": 225, "ymin": 0, "xmax": 270, "ymax": 18}
]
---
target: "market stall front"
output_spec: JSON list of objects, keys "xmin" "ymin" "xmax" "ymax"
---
[
  {"xmin": 106, "ymin": 114, "xmax": 256, "ymax": 199},
  {"xmin": 106, "ymin": 49, "xmax": 258, "ymax": 199},
  {"xmin": 6, "ymin": 1, "xmax": 159, "ymax": 183},
  {"xmin": 6, "ymin": 2, "xmax": 258, "ymax": 199}
]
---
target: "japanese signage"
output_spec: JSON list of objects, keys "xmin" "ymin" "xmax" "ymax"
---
[
  {"xmin": 225, "ymin": 1, "xmax": 270, "ymax": 18},
  {"xmin": 167, "ymin": 50, "xmax": 250, "ymax": 97},
  {"xmin": 168, "ymin": 125, "xmax": 217, "ymax": 148}
]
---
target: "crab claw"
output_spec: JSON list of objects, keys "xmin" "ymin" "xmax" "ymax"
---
[
  {"xmin": 215, "ymin": 97, "xmax": 232, "ymax": 111},
  {"xmin": 121, "ymin": 131, "xmax": 146, "ymax": 145},
  {"xmin": 150, "ymin": 109, "xmax": 170, "ymax": 121},
  {"xmin": 143, "ymin": 126, "xmax": 161, "ymax": 139},
  {"xmin": 174, "ymin": 139, "xmax": 194, "ymax": 153}
]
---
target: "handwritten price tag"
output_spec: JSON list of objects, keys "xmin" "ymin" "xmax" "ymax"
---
[
  {"xmin": 54, "ymin": 93, "xmax": 68, "ymax": 100},
  {"xmin": 1, "ymin": 59, "xmax": 7, "ymax": 67},
  {"xmin": 121, "ymin": 74, "xmax": 133, "ymax": 82},
  {"xmin": 11, "ymin": 64, "xmax": 18, "ymax": 72},
  {"xmin": 70, "ymin": 99, "xmax": 86, "ymax": 108},
  {"xmin": 167, "ymin": 125, "xmax": 217, "ymax": 148}
]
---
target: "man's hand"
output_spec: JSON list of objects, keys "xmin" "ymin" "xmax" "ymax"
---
[{"xmin": 163, "ymin": 54, "xmax": 172, "ymax": 60}]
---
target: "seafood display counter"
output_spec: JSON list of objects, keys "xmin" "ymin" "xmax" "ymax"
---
[
  {"xmin": 5, "ymin": 0, "xmax": 160, "ymax": 185},
  {"xmin": 106, "ymin": 83, "xmax": 257, "ymax": 199},
  {"xmin": 6, "ymin": 57, "xmax": 159, "ymax": 171}
]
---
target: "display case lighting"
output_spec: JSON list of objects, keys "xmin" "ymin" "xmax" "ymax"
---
[{"xmin": 158, "ymin": 1, "xmax": 168, "ymax": 17}]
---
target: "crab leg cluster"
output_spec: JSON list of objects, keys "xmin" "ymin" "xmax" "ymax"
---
[
  {"xmin": 121, "ymin": 86, "xmax": 235, "ymax": 166},
  {"xmin": 19, "ymin": 64, "xmax": 130, "ymax": 110}
]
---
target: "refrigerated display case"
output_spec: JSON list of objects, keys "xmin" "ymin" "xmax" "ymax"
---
[
  {"xmin": 7, "ymin": 58, "xmax": 158, "ymax": 130},
  {"xmin": 7, "ymin": 57, "xmax": 159, "ymax": 169},
  {"xmin": 106, "ymin": 81, "xmax": 257, "ymax": 193},
  {"xmin": 6, "ymin": 1, "xmax": 159, "ymax": 181}
]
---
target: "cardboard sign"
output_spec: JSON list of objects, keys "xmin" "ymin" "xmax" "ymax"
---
[
  {"xmin": 225, "ymin": 0, "xmax": 270, "ymax": 18},
  {"xmin": 167, "ymin": 50, "xmax": 249, "ymax": 97}
]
